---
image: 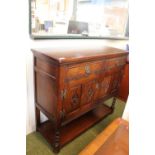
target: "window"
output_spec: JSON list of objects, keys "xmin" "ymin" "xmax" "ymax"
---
[{"xmin": 30, "ymin": 0, "xmax": 129, "ymax": 39}]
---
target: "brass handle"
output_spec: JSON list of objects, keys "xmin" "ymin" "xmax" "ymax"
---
[
  {"xmin": 96, "ymin": 83, "xmax": 99, "ymax": 89},
  {"xmin": 85, "ymin": 65, "xmax": 91, "ymax": 74}
]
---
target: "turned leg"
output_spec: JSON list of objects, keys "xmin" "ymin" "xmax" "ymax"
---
[
  {"xmin": 35, "ymin": 107, "xmax": 40, "ymax": 130},
  {"xmin": 53, "ymin": 130, "xmax": 60, "ymax": 153},
  {"xmin": 111, "ymin": 97, "xmax": 117, "ymax": 110}
]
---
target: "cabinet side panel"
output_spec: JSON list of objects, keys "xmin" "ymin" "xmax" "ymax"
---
[
  {"xmin": 117, "ymin": 63, "xmax": 129, "ymax": 102},
  {"xmin": 36, "ymin": 58, "xmax": 57, "ymax": 77},
  {"xmin": 34, "ymin": 57, "xmax": 58, "ymax": 118},
  {"xmin": 35, "ymin": 73, "xmax": 57, "ymax": 115}
]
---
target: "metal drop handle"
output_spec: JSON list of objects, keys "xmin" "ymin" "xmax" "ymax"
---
[{"xmin": 85, "ymin": 65, "xmax": 91, "ymax": 74}]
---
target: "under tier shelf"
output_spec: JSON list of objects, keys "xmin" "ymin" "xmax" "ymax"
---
[{"xmin": 37, "ymin": 104, "xmax": 113, "ymax": 149}]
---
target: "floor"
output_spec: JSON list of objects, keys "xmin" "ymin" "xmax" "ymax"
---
[{"xmin": 26, "ymin": 98, "xmax": 126, "ymax": 155}]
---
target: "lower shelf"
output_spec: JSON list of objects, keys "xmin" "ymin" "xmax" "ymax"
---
[{"xmin": 37, "ymin": 104, "xmax": 113, "ymax": 149}]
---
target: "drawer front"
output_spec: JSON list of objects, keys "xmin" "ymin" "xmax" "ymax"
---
[
  {"xmin": 65, "ymin": 57, "xmax": 126, "ymax": 84},
  {"xmin": 105, "ymin": 57, "xmax": 126, "ymax": 72},
  {"xmin": 65, "ymin": 60, "xmax": 106, "ymax": 83}
]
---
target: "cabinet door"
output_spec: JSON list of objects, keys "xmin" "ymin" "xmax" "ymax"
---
[
  {"xmin": 99, "ymin": 75, "xmax": 112, "ymax": 98},
  {"xmin": 81, "ymin": 80, "xmax": 96, "ymax": 105},
  {"xmin": 64, "ymin": 85, "xmax": 82, "ymax": 114},
  {"xmin": 94, "ymin": 76, "xmax": 112, "ymax": 100}
]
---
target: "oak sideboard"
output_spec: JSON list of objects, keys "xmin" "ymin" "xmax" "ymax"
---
[{"xmin": 32, "ymin": 46, "xmax": 128, "ymax": 153}]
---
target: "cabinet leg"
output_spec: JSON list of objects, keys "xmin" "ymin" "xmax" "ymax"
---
[
  {"xmin": 53, "ymin": 130, "xmax": 60, "ymax": 153},
  {"xmin": 111, "ymin": 97, "xmax": 117, "ymax": 110},
  {"xmin": 35, "ymin": 107, "xmax": 40, "ymax": 130}
]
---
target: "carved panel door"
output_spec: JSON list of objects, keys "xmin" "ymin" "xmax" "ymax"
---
[
  {"xmin": 94, "ymin": 75, "xmax": 112, "ymax": 100},
  {"xmin": 64, "ymin": 85, "xmax": 82, "ymax": 114},
  {"xmin": 99, "ymin": 75, "xmax": 112, "ymax": 98},
  {"xmin": 81, "ymin": 80, "xmax": 96, "ymax": 105}
]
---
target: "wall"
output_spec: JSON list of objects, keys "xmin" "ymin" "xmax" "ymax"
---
[
  {"xmin": 26, "ymin": 39, "xmax": 129, "ymax": 134},
  {"xmin": 122, "ymin": 98, "xmax": 129, "ymax": 121}
]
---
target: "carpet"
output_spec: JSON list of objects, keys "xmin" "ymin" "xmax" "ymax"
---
[{"xmin": 26, "ymin": 98, "xmax": 126, "ymax": 155}]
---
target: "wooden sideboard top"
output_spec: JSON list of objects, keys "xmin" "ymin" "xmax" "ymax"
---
[{"xmin": 32, "ymin": 46, "xmax": 128, "ymax": 64}]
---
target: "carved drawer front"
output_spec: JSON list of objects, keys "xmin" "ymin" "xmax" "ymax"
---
[
  {"xmin": 81, "ymin": 80, "xmax": 96, "ymax": 105},
  {"xmin": 105, "ymin": 57, "xmax": 126, "ymax": 72},
  {"xmin": 65, "ymin": 60, "xmax": 106, "ymax": 83},
  {"xmin": 64, "ymin": 85, "xmax": 82, "ymax": 114}
]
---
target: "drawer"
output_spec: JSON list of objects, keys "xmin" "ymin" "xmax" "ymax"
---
[
  {"xmin": 65, "ymin": 57, "xmax": 126, "ymax": 83},
  {"xmin": 105, "ymin": 57, "xmax": 126, "ymax": 71},
  {"xmin": 65, "ymin": 60, "xmax": 106, "ymax": 82}
]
